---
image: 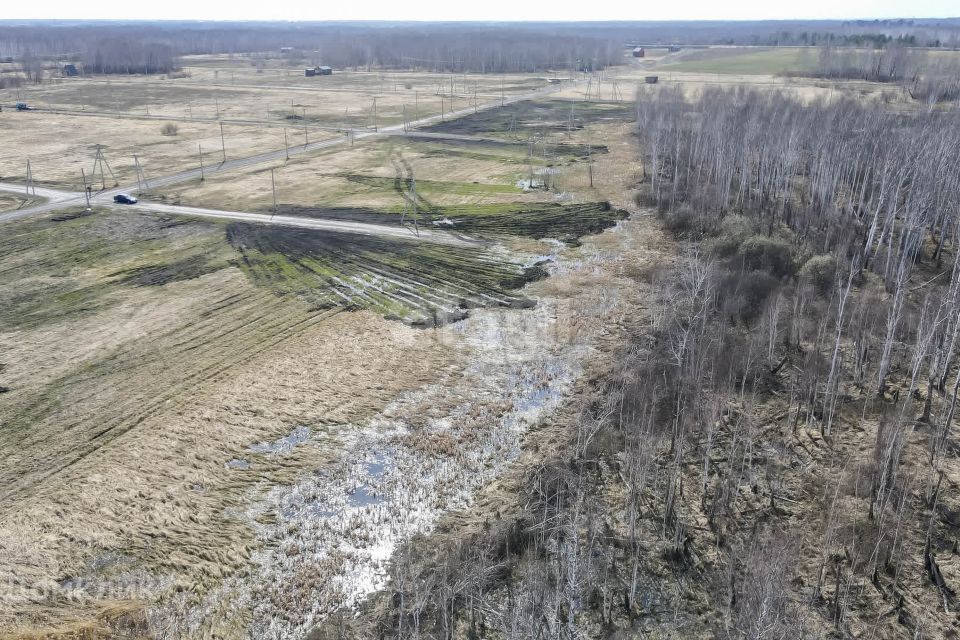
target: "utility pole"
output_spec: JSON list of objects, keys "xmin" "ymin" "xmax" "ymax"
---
[
  {"xmin": 441, "ymin": 96, "xmax": 444, "ymax": 121},
  {"xmin": 587, "ymin": 136, "xmax": 594, "ymax": 188},
  {"xmin": 283, "ymin": 128, "xmax": 289, "ymax": 160},
  {"xmin": 528, "ymin": 138, "xmax": 534, "ymax": 189},
  {"xmin": 215, "ymin": 95, "xmax": 220, "ymax": 119},
  {"xmin": 270, "ymin": 168, "xmax": 277, "ymax": 218},
  {"xmin": 220, "ymin": 122, "xmax": 226, "ymax": 163},
  {"xmin": 412, "ymin": 171, "xmax": 419, "ymax": 238},
  {"xmin": 80, "ymin": 168, "xmax": 91, "ymax": 209},
  {"xmin": 198, "ymin": 144, "xmax": 204, "ymax": 181},
  {"xmin": 133, "ymin": 154, "xmax": 147, "ymax": 195},
  {"xmin": 303, "ymin": 108, "xmax": 308, "ymax": 147},
  {"xmin": 25, "ymin": 159, "xmax": 35, "ymax": 197},
  {"xmin": 402, "ymin": 105, "xmax": 407, "ymax": 133},
  {"xmin": 372, "ymin": 97, "xmax": 378, "ymax": 132},
  {"xmin": 91, "ymin": 145, "xmax": 117, "ymax": 190}
]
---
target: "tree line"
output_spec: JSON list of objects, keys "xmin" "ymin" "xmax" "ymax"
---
[
  {"xmin": 804, "ymin": 42, "xmax": 960, "ymax": 102},
  {"xmin": 0, "ymin": 23, "xmax": 621, "ymax": 76}
]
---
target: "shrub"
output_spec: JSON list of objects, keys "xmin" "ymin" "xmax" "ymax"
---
[
  {"xmin": 160, "ymin": 123, "xmax": 179, "ymax": 136},
  {"xmin": 720, "ymin": 269, "xmax": 779, "ymax": 324},
  {"xmin": 663, "ymin": 208, "xmax": 696, "ymax": 235},
  {"xmin": 709, "ymin": 214, "xmax": 754, "ymax": 256},
  {"xmin": 736, "ymin": 235, "xmax": 795, "ymax": 278},
  {"xmin": 799, "ymin": 254, "xmax": 837, "ymax": 295}
]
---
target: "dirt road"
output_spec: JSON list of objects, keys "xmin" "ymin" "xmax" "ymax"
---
[
  {"xmin": 0, "ymin": 181, "xmax": 77, "ymax": 203},
  {"xmin": 127, "ymin": 201, "xmax": 476, "ymax": 244},
  {"xmin": 0, "ymin": 182, "xmax": 475, "ymax": 244}
]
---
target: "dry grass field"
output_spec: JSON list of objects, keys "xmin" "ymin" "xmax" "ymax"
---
[{"xmin": 0, "ymin": 62, "xmax": 642, "ymax": 637}]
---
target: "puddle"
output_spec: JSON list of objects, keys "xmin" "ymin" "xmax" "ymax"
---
[
  {"xmin": 347, "ymin": 485, "xmax": 384, "ymax": 507},
  {"xmin": 516, "ymin": 178, "xmax": 544, "ymax": 190},
  {"xmin": 226, "ymin": 459, "xmax": 250, "ymax": 470},
  {"xmin": 248, "ymin": 426, "xmax": 312, "ymax": 455},
  {"xmin": 364, "ymin": 455, "xmax": 388, "ymax": 478},
  {"xmin": 522, "ymin": 255, "xmax": 554, "ymax": 269}
]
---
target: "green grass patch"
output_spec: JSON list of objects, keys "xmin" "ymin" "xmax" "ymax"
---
[
  {"xmin": 658, "ymin": 47, "xmax": 816, "ymax": 75},
  {"xmin": 227, "ymin": 223, "xmax": 543, "ymax": 326},
  {"xmin": 341, "ymin": 173, "xmax": 521, "ymax": 196}
]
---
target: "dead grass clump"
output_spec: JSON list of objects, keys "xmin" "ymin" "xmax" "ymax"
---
[
  {"xmin": 160, "ymin": 123, "xmax": 179, "ymax": 136},
  {"xmin": 400, "ymin": 431, "xmax": 459, "ymax": 457}
]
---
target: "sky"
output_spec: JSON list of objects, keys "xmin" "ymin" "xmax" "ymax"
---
[{"xmin": 2, "ymin": 0, "xmax": 957, "ymax": 22}]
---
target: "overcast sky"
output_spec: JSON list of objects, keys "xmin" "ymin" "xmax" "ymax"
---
[{"xmin": 3, "ymin": 0, "xmax": 957, "ymax": 22}]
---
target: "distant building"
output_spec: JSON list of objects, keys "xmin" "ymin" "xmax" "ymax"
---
[
  {"xmin": 62, "ymin": 64, "xmax": 79, "ymax": 77},
  {"xmin": 645, "ymin": 75, "xmax": 659, "ymax": 84},
  {"xmin": 318, "ymin": 66, "xmax": 332, "ymax": 75},
  {"xmin": 632, "ymin": 47, "xmax": 645, "ymax": 58},
  {"xmin": 305, "ymin": 68, "xmax": 317, "ymax": 77},
  {"xmin": 280, "ymin": 47, "xmax": 293, "ymax": 54},
  {"xmin": 669, "ymin": 45, "xmax": 682, "ymax": 52}
]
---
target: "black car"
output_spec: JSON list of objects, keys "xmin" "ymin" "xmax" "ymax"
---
[{"xmin": 113, "ymin": 193, "xmax": 138, "ymax": 204}]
